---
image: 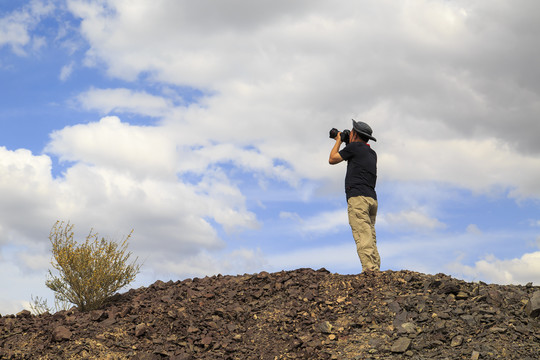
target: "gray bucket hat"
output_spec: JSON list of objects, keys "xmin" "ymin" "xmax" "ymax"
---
[{"xmin": 352, "ymin": 119, "xmax": 377, "ymax": 142}]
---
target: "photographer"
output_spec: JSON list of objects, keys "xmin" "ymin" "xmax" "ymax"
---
[{"xmin": 329, "ymin": 120, "xmax": 380, "ymax": 272}]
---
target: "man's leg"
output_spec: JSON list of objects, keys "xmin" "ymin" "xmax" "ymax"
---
[
  {"xmin": 347, "ymin": 196, "xmax": 380, "ymax": 271},
  {"xmin": 368, "ymin": 197, "xmax": 380, "ymax": 270}
]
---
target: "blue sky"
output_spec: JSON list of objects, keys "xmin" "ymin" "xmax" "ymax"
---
[{"xmin": 1, "ymin": 0, "xmax": 540, "ymax": 314}]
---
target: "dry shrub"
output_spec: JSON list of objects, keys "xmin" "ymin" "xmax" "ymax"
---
[
  {"xmin": 46, "ymin": 221, "xmax": 141, "ymax": 311},
  {"xmin": 29, "ymin": 294, "xmax": 71, "ymax": 315}
]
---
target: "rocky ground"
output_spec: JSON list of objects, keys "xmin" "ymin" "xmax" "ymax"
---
[{"xmin": 1, "ymin": 268, "xmax": 539, "ymax": 359}]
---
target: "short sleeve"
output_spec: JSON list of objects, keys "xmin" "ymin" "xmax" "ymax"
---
[{"xmin": 339, "ymin": 144, "xmax": 353, "ymax": 161}]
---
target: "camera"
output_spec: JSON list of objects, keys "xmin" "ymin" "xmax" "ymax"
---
[{"xmin": 329, "ymin": 128, "xmax": 351, "ymax": 144}]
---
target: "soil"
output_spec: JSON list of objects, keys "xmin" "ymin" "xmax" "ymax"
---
[{"xmin": 1, "ymin": 268, "xmax": 539, "ymax": 359}]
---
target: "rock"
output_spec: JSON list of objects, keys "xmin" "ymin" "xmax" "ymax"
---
[
  {"xmin": 391, "ymin": 337, "xmax": 411, "ymax": 353},
  {"xmin": 525, "ymin": 291, "xmax": 540, "ymax": 318},
  {"xmin": 135, "ymin": 323, "xmax": 148, "ymax": 337},
  {"xmin": 119, "ymin": 305, "xmax": 132, "ymax": 318},
  {"xmin": 132, "ymin": 353, "xmax": 159, "ymax": 360},
  {"xmin": 489, "ymin": 326, "xmax": 506, "ymax": 333},
  {"xmin": 393, "ymin": 309, "xmax": 408, "ymax": 328},
  {"xmin": 440, "ymin": 281, "xmax": 460, "ymax": 295},
  {"xmin": 451, "ymin": 335, "xmax": 463, "ymax": 347},
  {"xmin": 487, "ymin": 289, "xmax": 504, "ymax": 306},
  {"xmin": 187, "ymin": 325, "xmax": 199, "ymax": 333},
  {"xmin": 1, "ymin": 269, "xmax": 539, "ymax": 359},
  {"xmin": 319, "ymin": 321, "xmax": 333, "ymax": 334},
  {"xmin": 52, "ymin": 326, "xmax": 72, "ymax": 341},
  {"xmin": 461, "ymin": 314, "xmax": 476, "ymax": 326},
  {"xmin": 16, "ymin": 310, "xmax": 31, "ymax": 318},
  {"xmin": 201, "ymin": 336, "xmax": 213, "ymax": 346},
  {"xmin": 399, "ymin": 322, "xmax": 417, "ymax": 334},
  {"xmin": 90, "ymin": 310, "xmax": 107, "ymax": 321}
]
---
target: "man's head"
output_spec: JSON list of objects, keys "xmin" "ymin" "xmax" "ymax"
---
[{"xmin": 352, "ymin": 119, "xmax": 376, "ymax": 142}]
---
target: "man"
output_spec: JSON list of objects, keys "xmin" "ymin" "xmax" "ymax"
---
[{"xmin": 329, "ymin": 119, "xmax": 380, "ymax": 272}]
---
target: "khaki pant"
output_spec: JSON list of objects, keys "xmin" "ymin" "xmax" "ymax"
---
[{"xmin": 347, "ymin": 196, "xmax": 380, "ymax": 271}]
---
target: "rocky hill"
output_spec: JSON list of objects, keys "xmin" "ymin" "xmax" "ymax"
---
[{"xmin": 1, "ymin": 268, "xmax": 539, "ymax": 359}]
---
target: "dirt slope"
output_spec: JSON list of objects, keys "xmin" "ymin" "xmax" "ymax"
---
[{"xmin": 1, "ymin": 268, "xmax": 539, "ymax": 359}]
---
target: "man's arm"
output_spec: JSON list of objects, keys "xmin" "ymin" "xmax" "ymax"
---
[{"xmin": 329, "ymin": 133, "xmax": 344, "ymax": 165}]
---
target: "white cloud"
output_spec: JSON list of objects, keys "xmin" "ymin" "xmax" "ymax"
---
[
  {"xmin": 1, "ymin": 135, "xmax": 259, "ymax": 274},
  {"xmin": 17, "ymin": 251, "xmax": 50, "ymax": 272},
  {"xmin": 451, "ymin": 252, "xmax": 540, "ymax": 285},
  {"xmin": 0, "ymin": 0, "xmax": 55, "ymax": 55},
  {"xmin": 301, "ymin": 209, "xmax": 349, "ymax": 234},
  {"xmin": 528, "ymin": 220, "xmax": 540, "ymax": 227},
  {"xmin": 150, "ymin": 247, "xmax": 268, "ymax": 279},
  {"xmin": 46, "ymin": 116, "xmax": 178, "ymax": 178},
  {"xmin": 59, "ymin": 62, "xmax": 74, "ymax": 81},
  {"xmin": 60, "ymin": 0, "xmax": 540, "ymax": 199},
  {"xmin": 278, "ymin": 209, "xmax": 349, "ymax": 237},
  {"xmin": 77, "ymin": 88, "xmax": 173, "ymax": 117},
  {"xmin": 373, "ymin": 104, "xmax": 540, "ymax": 198},
  {"xmin": 0, "ymin": 147, "xmax": 56, "ymax": 245},
  {"xmin": 0, "ymin": 256, "xmax": 49, "ymax": 315},
  {"xmin": 181, "ymin": 143, "xmax": 300, "ymax": 186},
  {"xmin": 466, "ymin": 224, "xmax": 482, "ymax": 235},
  {"xmin": 379, "ymin": 209, "xmax": 446, "ymax": 232},
  {"xmin": 279, "ymin": 211, "xmax": 302, "ymax": 222}
]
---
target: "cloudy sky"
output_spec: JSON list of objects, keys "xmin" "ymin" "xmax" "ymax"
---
[{"xmin": 1, "ymin": 0, "xmax": 540, "ymax": 314}]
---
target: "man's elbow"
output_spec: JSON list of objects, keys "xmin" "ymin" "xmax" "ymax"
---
[{"xmin": 329, "ymin": 156, "xmax": 342, "ymax": 165}]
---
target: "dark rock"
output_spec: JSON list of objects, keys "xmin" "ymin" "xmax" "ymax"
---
[
  {"xmin": 398, "ymin": 322, "xmax": 416, "ymax": 334},
  {"xmin": 135, "ymin": 323, "xmax": 148, "ymax": 337},
  {"xmin": 440, "ymin": 282, "xmax": 460, "ymax": 295},
  {"xmin": 119, "ymin": 305, "xmax": 132, "ymax": 317},
  {"xmin": 90, "ymin": 310, "xmax": 107, "ymax": 321},
  {"xmin": 132, "ymin": 353, "xmax": 159, "ymax": 360},
  {"xmin": 391, "ymin": 337, "xmax": 411, "ymax": 353},
  {"xmin": 319, "ymin": 321, "xmax": 333, "ymax": 334},
  {"xmin": 187, "ymin": 325, "xmax": 199, "ymax": 333},
  {"xmin": 16, "ymin": 310, "xmax": 31, "ymax": 318},
  {"xmin": 52, "ymin": 325, "xmax": 72, "ymax": 341},
  {"xmin": 525, "ymin": 291, "xmax": 540, "ymax": 318},
  {"xmin": 1, "ymin": 269, "xmax": 539, "ymax": 359},
  {"xmin": 487, "ymin": 289, "xmax": 504, "ymax": 306},
  {"xmin": 201, "ymin": 336, "xmax": 213, "ymax": 346},
  {"xmin": 450, "ymin": 335, "xmax": 463, "ymax": 347}
]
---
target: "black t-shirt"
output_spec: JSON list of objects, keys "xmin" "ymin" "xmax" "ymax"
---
[{"xmin": 339, "ymin": 142, "xmax": 377, "ymax": 200}]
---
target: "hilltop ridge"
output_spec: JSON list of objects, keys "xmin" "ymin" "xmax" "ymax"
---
[{"xmin": 1, "ymin": 268, "xmax": 539, "ymax": 359}]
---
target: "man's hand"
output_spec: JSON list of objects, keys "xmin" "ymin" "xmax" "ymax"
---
[{"xmin": 329, "ymin": 132, "xmax": 344, "ymax": 165}]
